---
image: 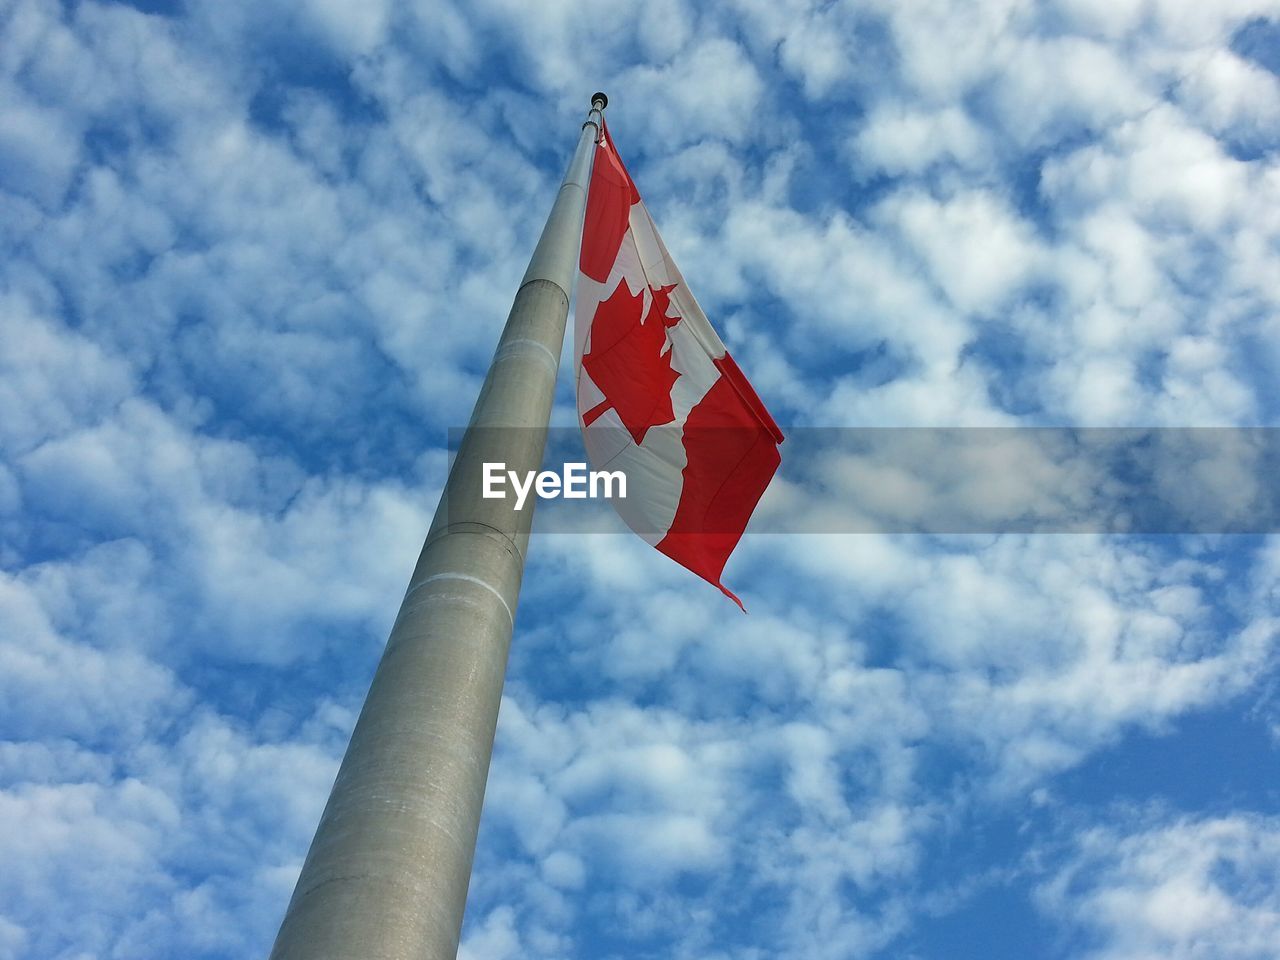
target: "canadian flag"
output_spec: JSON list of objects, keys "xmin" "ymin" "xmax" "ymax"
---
[{"xmin": 575, "ymin": 119, "xmax": 784, "ymax": 608}]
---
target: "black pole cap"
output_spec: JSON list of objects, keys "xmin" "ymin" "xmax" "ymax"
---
[{"xmin": 591, "ymin": 91, "xmax": 608, "ymax": 109}]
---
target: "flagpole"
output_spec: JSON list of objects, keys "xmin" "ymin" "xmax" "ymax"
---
[{"xmin": 268, "ymin": 92, "xmax": 607, "ymax": 960}]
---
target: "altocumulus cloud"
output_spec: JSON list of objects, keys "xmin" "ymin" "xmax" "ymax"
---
[{"xmin": 1, "ymin": 1, "xmax": 1279, "ymax": 959}]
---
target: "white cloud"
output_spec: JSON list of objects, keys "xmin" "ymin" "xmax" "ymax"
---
[
  {"xmin": 0, "ymin": 569, "xmax": 185, "ymax": 744},
  {"xmin": 1176, "ymin": 48, "xmax": 1280, "ymax": 143},
  {"xmin": 877, "ymin": 188, "xmax": 1046, "ymax": 316},
  {"xmin": 540, "ymin": 850, "xmax": 585, "ymax": 890},
  {"xmin": 708, "ymin": 199, "xmax": 977, "ymax": 392},
  {"xmin": 1031, "ymin": 101, "xmax": 1277, "ymax": 423},
  {"xmin": 791, "ymin": 5, "xmax": 886, "ymax": 99},
  {"xmin": 0, "ymin": 293, "xmax": 136, "ymax": 455},
  {"xmin": 851, "ymin": 103, "xmax": 993, "ymax": 178},
  {"xmin": 1039, "ymin": 813, "xmax": 1280, "ymax": 960},
  {"xmin": 1043, "ymin": 106, "xmax": 1254, "ymax": 233},
  {"xmin": 458, "ymin": 906, "xmax": 522, "ymax": 960},
  {"xmin": 478, "ymin": 686, "xmax": 934, "ymax": 955},
  {"xmin": 0, "ymin": 691, "xmax": 347, "ymax": 958},
  {"xmin": 487, "ymin": 524, "xmax": 1280, "ymax": 952},
  {"xmin": 885, "ymin": 0, "xmax": 1036, "ymax": 101},
  {"xmin": 11, "ymin": 387, "xmax": 432, "ymax": 665},
  {"xmin": 301, "ymin": 0, "xmax": 392, "ymax": 57},
  {"xmin": 436, "ymin": 0, "xmax": 696, "ymax": 98},
  {"xmin": 1147, "ymin": 0, "xmax": 1280, "ymax": 47},
  {"xmin": 773, "ymin": 534, "xmax": 1276, "ymax": 792},
  {"xmin": 1051, "ymin": 0, "xmax": 1148, "ymax": 39},
  {"xmin": 991, "ymin": 35, "xmax": 1154, "ymax": 146},
  {"xmin": 618, "ymin": 38, "xmax": 766, "ymax": 147},
  {"xmin": 0, "ymin": 85, "xmax": 80, "ymax": 208},
  {"xmin": 0, "ymin": 916, "xmax": 25, "ymax": 960},
  {"xmin": 0, "ymin": 778, "xmax": 176, "ymax": 958},
  {"xmin": 725, "ymin": 0, "xmax": 870, "ymax": 98}
]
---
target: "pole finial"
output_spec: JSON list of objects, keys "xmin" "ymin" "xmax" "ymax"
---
[{"xmin": 591, "ymin": 91, "xmax": 608, "ymax": 109}]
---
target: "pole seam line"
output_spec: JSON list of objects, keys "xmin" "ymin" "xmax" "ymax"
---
[
  {"xmin": 424, "ymin": 520, "xmax": 522, "ymax": 558},
  {"xmin": 496, "ymin": 337, "xmax": 560, "ymax": 372},
  {"xmin": 402, "ymin": 572, "xmax": 515, "ymax": 625},
  {"xmin": 517, "ymin": 274, "xmax": 572, "ymax": 304}
]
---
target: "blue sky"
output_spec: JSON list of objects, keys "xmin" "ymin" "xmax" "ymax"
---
[{"xmin": 2, "ymin": 1, "xmax": 1280, "ymax": 958}]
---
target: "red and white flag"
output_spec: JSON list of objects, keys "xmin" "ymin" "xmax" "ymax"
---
[{"xmin": 575, "ymin": 119, "xmax": 784, "ymax": 608}]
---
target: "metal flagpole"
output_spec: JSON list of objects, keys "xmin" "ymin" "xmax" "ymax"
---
[{"xmin": 268, "ymin": 92, "xmax": 607, "ymax": 960}]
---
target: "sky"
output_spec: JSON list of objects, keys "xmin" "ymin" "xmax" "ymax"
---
[{"xmin": 2, "ymin": 0, "xmax": 1280, "ymax": 958}]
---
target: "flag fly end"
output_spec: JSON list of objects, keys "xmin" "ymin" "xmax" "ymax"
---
[{"xmin": 720, "ymin": 583, "xmax": 748, "ymax": 614}]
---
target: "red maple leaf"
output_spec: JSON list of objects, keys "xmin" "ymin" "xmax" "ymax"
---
[{"xmin": 582, "ymin": 280, "xmax": 681, "ymax": 444}]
